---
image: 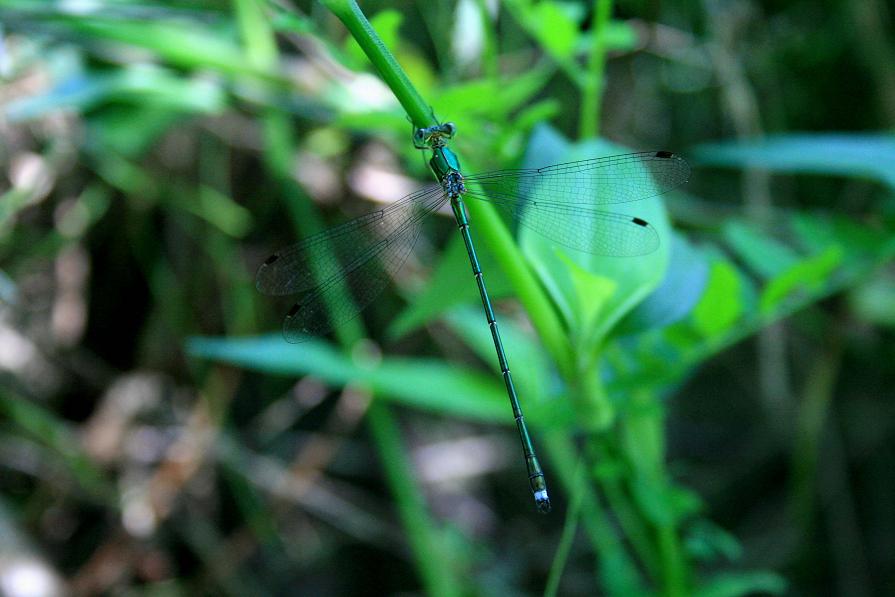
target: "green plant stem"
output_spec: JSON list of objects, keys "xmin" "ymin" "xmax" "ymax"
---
[
  {"xmin": 620, "ymin": 389, "xmax": 688, "ymax": 596},
  {"xmin": 657, "ymin": 524, "xmax": 686, "ymax": 597},
  {"xmin": 367, "ymin": 401, "xmax": 462, "ymax": 597},
  {"xmin": 580, "ymin": 0, "xmax": 613, "ymax": 139},
  {"xmin": 544, "ymin": 430, "xmax": 645, "ymax": 595},
  {"xmin": 589, "ymin": 441, "xmax": 661, "ymax": 580},
  {"xmin": 790, "ymin": 336, "xmax": 842, "ymax": 530},
  {"xmin": 320, "ymin": 0, "xmax": 433, "ymax": 128},
  {"xmin": 544, "ymin": 460, "xmax": 586, "ymax": 597},
  {"xmin": 572, "ymin": 356, "xmax": 614, "ymax": 430},
  {"xmin": 463, "ymin": 195, "xmax": 576, "ymax": 379}
]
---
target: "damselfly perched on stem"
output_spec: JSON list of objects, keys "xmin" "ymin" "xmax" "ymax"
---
[{"xmin": 257, "ymin": 123, "xmax": 689, "ymax": 513}]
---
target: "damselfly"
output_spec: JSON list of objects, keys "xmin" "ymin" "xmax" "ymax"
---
[{"xmin": 256, "ymin": 123, "xmax": 689, "ymax": 513}]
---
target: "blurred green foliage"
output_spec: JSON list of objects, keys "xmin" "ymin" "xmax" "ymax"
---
[{"xmin": 1, "ymin": 0, "xmax": 894, "ymax": 596}]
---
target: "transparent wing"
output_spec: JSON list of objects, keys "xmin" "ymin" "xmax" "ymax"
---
[
  {"xmin": 464, "ymin": 187, "xmax": 659, "ymax": 256},
  {"xmin": 281, "ymin": 220, "xmax": 426, "ymax": 342},
  {"xmin": 255, "ymin": 186, "xmax": 447, "ymax": 342},
  {"xmin": 463, "ymin": 151, "xmax": 690, "ymax": 206},
  {"xmin": 256, "ymin": 186, "xmax": 444, "ymax": 296},
  {"xmin": 462, "ymin": 151, "xmax": 687, "ymax": 256}
]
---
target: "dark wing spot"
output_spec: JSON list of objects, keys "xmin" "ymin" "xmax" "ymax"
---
[
  {"xmin": 263, "ymin": 254, "xmax": 280, "ymax": 265},
  {"xmin": 632, "ymin": 217, "xmax": 649, "ymax": 227},
  {"xmin": 286, "ymin": 303, "xmax": 301, "ymax": 317},
  {"xmin": 655, "ymin": 151, "xmax": 674, "ymax": 159}
]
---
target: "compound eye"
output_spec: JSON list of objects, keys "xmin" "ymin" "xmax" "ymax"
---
[
  {"xmin": 412, "ymin": 129, "xmax": 427, "ymax": 147},
  {"xmin": 442, "ymin": 122, "xmax": 456, "ymax": 137}
]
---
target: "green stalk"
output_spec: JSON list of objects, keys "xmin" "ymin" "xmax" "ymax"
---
[
  {"xmin": 620, "ymin": 389, "xmax": 688, "ymax": 595},
  {"xmin": 580, "ymin": 0, "xmax": 613, "ymax": 139},
  {"xmin": 367, "ymin": 401, "xmax": 462, "ymax": 597},
  {"xmin": 319, "ymin": 0, "xmax": 433, "ymax": 128},
  {"xmin": 544, "ymin": 431, "xmax": 645, "ymax": 594},
  {"xmin": 589, "ymin": 441, "xmax": 660, "ymax": 579},
  {"xmin": 544, "ymin": 460, "xmax": 586, "ymax": 597},
  {"xmin": 463, "ymin": 196, "xmax": 576, "ymax": 379},
  {"xmin": 790, "ymin": 338, "xmax": 842, "ymax": 531}
]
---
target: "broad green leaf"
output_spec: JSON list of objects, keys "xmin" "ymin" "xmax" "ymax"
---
[
  {"xmin": 791, "ymin": 211, "xmax": 891, "ymax": 256},
  {"xmin": 25, "ymin": 13, "xmax": 271, "ymax": 79},
  {"xmin": 760, "ymin": 246, "xmax": 843, "ymax": 313},
  {"xmin": 559, "ymin": 255, "xmax": 618, "ymax": 348},
  {"xmin": 520, "ymin": 133, "xmax": 672, "ymax": 354},
  {"xmin": 693, "ymin": 133, "xmax": 895, "ymax": 190},
  {"xmin": 187, "ymin": 335, "xmax": 509, "ymax": 423}
]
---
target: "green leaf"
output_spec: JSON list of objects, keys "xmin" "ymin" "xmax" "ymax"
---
[
  {"xmin": 29, "ymin": 13, "xmax": 271, "ymax": 79},
  {"xmin": 577, "ymin": 21, "xmax": 640, "ymax": 53},
  {"xmin": 520, "ymin": 133, "xmax": 672, "ymax": 353},
  {"xmin": 685, "ymin": 520, "xmax": 742, "ymax": 563},
  {"xmin": 759, "ymin": 246, "xmax": 844, "ymax": 313},
  {"xmin": 691, "ymin": 260, "xmax": 743, "ymax": 339},
  {"xmin": 693, "ymin": 133, "xmax": 895, "ymax": 190},
  {"xmin": 439, "ymin": 307, "xmax": 567, "ymax": 427},
  {"xmin": 430, "ymin": 67, "xmax": 554, "ymax": 120},
  {"xmin": 186, "ymin": 335, "xmax": 509, "ymax": 423},
  {"xmin": 528, "ymin": 2, "xmax": 580, "ymax": 60},
  {"xmin": 557, "ymin": 254, "xmax": 619, "ymax": 347}
]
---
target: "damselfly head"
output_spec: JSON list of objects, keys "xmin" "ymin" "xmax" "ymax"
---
[{"xmin": 412, "ymin": 122, "xmax": 457, "ymax": 149}]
